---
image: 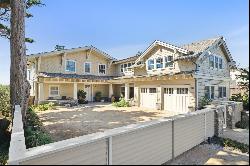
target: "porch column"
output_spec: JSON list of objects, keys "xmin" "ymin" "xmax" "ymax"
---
[
  {"xmin": 134, "ymin": 86, "xmax": 140, "ymax": 106},
  {"xmin": 73, "ymin": 83, "xmax": 78, "ymax": 100},
  {"xmin": 38, "ymin": 83, "xmax": 44, "ymax": 103},
  {"xmin": 125, "ymin": 83, "xmax": 130, "ymax": 101},
  {"xmin": 157, "ymin": 86, "xmax": 163, "ymax": 110},
  {"xmin": 109, "ymin": 84, "xmax": 113, "ymax": 98}
]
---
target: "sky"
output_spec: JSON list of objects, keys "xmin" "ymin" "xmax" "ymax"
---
[{"xmin": 0, "ymin": 0, "xmax": 249, "ymax": 84}]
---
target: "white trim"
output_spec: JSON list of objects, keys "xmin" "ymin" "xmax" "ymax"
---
[
  {"xmin": 65, "ymin": 60, "xmax": 76, "ymax": 73},
  {"xmin": 49, "ymin": 85, "xmax": 60, "ymax": 97},
  {"xmin": 84, "ymin": 62, "xmax": 91, "ymax": 74},
  {"xmin": 98, "ymin": 64, "xmax": 106, "ymax": 75}
]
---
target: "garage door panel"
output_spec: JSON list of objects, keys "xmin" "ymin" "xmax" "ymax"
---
[{"xmin": 140, "ymin": 88, "xmax": 157, "ymax": 109}]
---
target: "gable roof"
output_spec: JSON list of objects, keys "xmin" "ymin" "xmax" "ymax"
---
[
  {"xmin": 27, "ymin": 45, "xmax": 116, "ymax": 60},
  {"xmin": 113, "ymin": 55, "xmax": 140, "ymax": 64}
]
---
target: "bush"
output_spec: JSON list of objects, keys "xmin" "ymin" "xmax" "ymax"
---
[
  {"xmin": 25, "ymin": 108, "xmax": 53, "ymax": 149},
  {"xmin": 235, "ymin": 120, "xmax": 249, "ymax": 129},
  {"xmin": 230, "ymin": 93, "xmax": 249, "ymax": 110},
  {"xmin": 112, "ymin": 97, "xmax": 130, "ymax": 107},
  {"xmin": 211, "ymin": 136, "xmax": 249, "ymax": 153},
  {"xmin": 0, "ymin": 85, "xmax": 10, "ymax": 118},
  {"xmin": 31, "ymin": 102, "xmax": 55, "ymax": 112},
  {"xmin": 95, "ymin": 92, "xmax": 102, "ymax": 102},
  {"xmin": 77, "ymin": 90, "xmax": 87, "ymax": 104},
  {"xmin": 199, "ymin": 97, "xmax": 212, "ymax": 109}
]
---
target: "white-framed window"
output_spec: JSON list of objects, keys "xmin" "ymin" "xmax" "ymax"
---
[
  {"xmin": 66, "ymin": 60, "xmax": 76, "ymax": 72},
  {"xmin": 120, "ymin": 64, "xmax": 124, "ymax": 73},
  {"xmin": 149, "ymin": 88, "xmax": 157, "ymax": 93},
  {"xmin": 49, "ymin": 86, "xmax": 59, "ymax": 97},
  {"xmin": 128, "ymin": 63, "xmax": 132, "ymax": 67},
  {"xmin": 148, "ymin": 59, "xmax": 155, "ymax": 70},
  {"xmin": 219, "ymin": 86, "xmax": 227, "ymax": 98},
  {"xmin": 165, "ymin": 56, "xmax": 174, "ymax": 68},
  {"xmin": 156, "ymin": 57, "xmax": 163, "ymax": 69},
  {"xmin": 219, "ymin": 58, "xmax": 223, "ymax": 69},
  {"xmin": 98, "ymin": 64, "xmax": 106, "ymax": 75},
  {"xmin": 141, "ymin": 88, "xmax": 147, "ymax": 93},
  {"xmin": 215, "ymin": 56, "xmax": 219, "ymax": 69},
  {"xmin": 177, "ymin": 88, "xmax": 189, "ymax": 94},
  {"xmin": 164, "ymin": 88, "xmax": 174, "ymax": 94},
  {"xmin": 27, "ymin": 69, "xmax": 31, "ymax": 81},
  {"xmin": 209, "ymin": 55, "xmax": 215, "ymax": 68},
  {"xmin": 84, "ymin": 62, "xmax": 91, "ymax": 74},
  {"xmin": 205, "ymin": 86, "xmax": 215, "ymax": 99},
  {"xmin": 124, "ymin": 64, "xmax": 128, "ymax": 72}
]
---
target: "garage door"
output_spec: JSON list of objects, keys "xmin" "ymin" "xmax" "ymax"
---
[
  {"xmin": 164, "ymin": 87, "xmax": 189, "ymax": 113},
  {"xmin": 140, "ymin": 87, "xmax": 157, "ymax": 109}
]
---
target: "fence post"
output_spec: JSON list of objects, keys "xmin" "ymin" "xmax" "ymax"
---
[
  {"xmin": 8, "ymin": 105, "xmax": 26, "ymax": 165},
  {"xmin": 107, "ymin": 136, "xmax": 112, "ymax": 165},
  {"xmin": 172, "ymin": 120, "xmax": 175, "ymax": 160}
]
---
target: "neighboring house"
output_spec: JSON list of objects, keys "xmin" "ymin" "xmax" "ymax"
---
[
  {"xmin": 230, "ymin": 67, "xmax": 249, "ymax": 96},
  {"xmin": 27, "ymin": 36, "xmax": 236, "ymax": 113}
]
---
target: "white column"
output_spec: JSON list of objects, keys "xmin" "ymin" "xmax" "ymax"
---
[
  {"xmin": 38, "ymin": 83, "xmax": 44, "ymax": 103},
  {"xmin": 157, "ymin": 86, "xmax": 163, "ymax": 110},
  {"xmin": 134, "ymin": 86, "xmax": 140, "ymax": 106},
  {"xmin": 125, "ymin": 83, "xmax": 130, "ymax": 101},
  {"xmin": 109, "ymin": 84, "xmax": 113, "ymax": 98},
  {"xmin": 73, "ymin": 83, "xmax": 78, "ymax": 100}
]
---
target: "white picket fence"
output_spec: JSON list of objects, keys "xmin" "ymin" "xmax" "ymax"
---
[{"xmin": 8, "ymin": 106, "xmax": 215, "ymax": 165}]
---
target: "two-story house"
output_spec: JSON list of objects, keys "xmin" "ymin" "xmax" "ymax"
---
[{"xmin": 27, "ymin": 36, "xmax": 235, "ymax": 113}]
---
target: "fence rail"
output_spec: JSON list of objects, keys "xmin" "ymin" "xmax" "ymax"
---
[{"xmin": 8, "ymin": 102, "xmax": 242, "ymax": 165}]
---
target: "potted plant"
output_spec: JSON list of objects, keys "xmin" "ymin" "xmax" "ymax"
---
[
  {"xmin": 95, "ymin": 92, "xmax": 102, "ymax": 102},
  {"xmin": 77, "ymin": 90, "xmax": 88, "ymax": 104}
]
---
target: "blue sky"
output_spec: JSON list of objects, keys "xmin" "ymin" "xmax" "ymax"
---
[{"xmin": 0, "ymin": 0, "xmax": 249, "ymax": 84}]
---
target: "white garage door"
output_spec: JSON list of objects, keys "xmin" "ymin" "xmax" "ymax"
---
[
  {"xmin": 140, "ymin": 87, "xmax": 158, "ymax": 109},
  {"xmin": 164, "ymin": 87, "xmax": 189, "ymax": 113}
]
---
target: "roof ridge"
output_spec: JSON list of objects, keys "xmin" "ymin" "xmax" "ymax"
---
[{"xmin": 181, "ymin": 36, "xmax": 223, "ymax": 47}]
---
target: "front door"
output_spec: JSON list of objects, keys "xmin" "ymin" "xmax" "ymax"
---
[{"xmin": 85, "ymin": 85, "xmax": 92, "ymax": 102}]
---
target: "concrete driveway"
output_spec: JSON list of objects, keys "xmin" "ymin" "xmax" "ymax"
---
[{"xmin": 37, "ymin": 103, "xmax": 179, "ymax": 142}]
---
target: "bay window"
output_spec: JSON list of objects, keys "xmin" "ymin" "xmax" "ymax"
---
[
  {"xmin": 148, "ymin": 59, "xmax": 155, "ymax": 70},
  {"xmin": 165, "ymin": 56, "xmax": 174, "ymax": 68},
  {"xmin": 156, "ymin": 57, "xmax": 163, "ymax": 69}
]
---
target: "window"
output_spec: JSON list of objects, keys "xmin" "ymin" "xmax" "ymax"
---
[
  {"xmin": 99, "ymin": 64, "xmax": 106, "ymax": 75},
  {"xmin": 205, "ymin": 86, "xmax": 215, "ymax": 99},
  {"xmin": 124, "ymin": 64, "xmax": 128, "ymax": 71},
  {"xmin": 141, "ymin": 88, "xmax": 147, "ymax": 93},
  {"xmin": 149, "ymin": 88, "xmax": 157, "ymax": 93},
  {"xmin": 50, "ymin": 86, "xmax": 59, "ymax": 96},
  {"xmin": 165, "ymin": 56, "xmax": 174, "ymax": 68},
  {"xmin": 177, "ymin": 88, "xmax": 188, "ymax": 94},
  {"xmin": 66, "ymin": 60, "xmax": 76, "ymax": 72},
  {"xmin": 219, "ymin": 87, "xmax": 227, "ymax": 98},
  {"xmin": 164, "ymin": 88, "xmax": 174, "ymax": 94},
  {"xmin": 215, "ymin": 57, "xmax": 219, "ymax": 69},
  {"xmin": 148, "ymin": 59, "xmax": 155, "ymax": 70},
  {"xmin": 27, "ymin": 69, "xmax": 31, "ymax": 81},
  {"xmin": 120, "ymin": 64, "xmax": 124, "ymax": 73},
  {"xmin": 156, "ymin": 57, "xmax": 163, "ymax": 69},
  {"xmin": 209, "ymin": 55, "xmax": 214, "ymax": 68},
  {"xmin": 84, "ymin": 62, "xmax": 91, "ymax": 74},
  {"xmin": 219, "ymin": 58, "xmax": 223, "ymax": 69},
  {"xmin": 128, "ymin": 63, "xmax": 132, "ymax": 67}
]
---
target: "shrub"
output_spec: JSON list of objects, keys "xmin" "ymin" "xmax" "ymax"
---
[
  {"xmin": 25, "ymin": 108, "xmax": 53, "ymax": 149},
  {"xmin": 31, "ymin": 102, "xmax": 55, "ymax": 112},
  {"xmin": 199, "ymin": 97, "xmax": 212, "ymax": 109},
  {"xmin": 0, "ymin": 85, "xmax": 10, "ymax": 118},
  {"xmin": 95, "ymin": 92, "xmax": 102, "ymax": 102},
  {"xmin": 235, "ymin": 120, "xmax": 249, "ymax": 129},
  {"xmin": 112, "ymin": 97, "xmax": 130, "ymax": 107},
  {"xmin": 230, "ymin": 93, "xmax": 249, "ymax": 110},
  {"xmin": 77, "ymin": 90, "xmax": 87, "ymax": 104}
]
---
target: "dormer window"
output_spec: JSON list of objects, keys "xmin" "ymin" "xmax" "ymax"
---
[
  {"xmin": 156, "ymin": 57, "xmax": 163, "ymax": 69},
  {"xmin": 148, "ymin": 59, "xmax": 155, "ymax": 70},
  {"xmin": 66, "ymin": 60, "xmax": 76, "ymax": 72},
  {"xmin": 165, "ymin": 56, "xmax": 173, "ymax": 68}
]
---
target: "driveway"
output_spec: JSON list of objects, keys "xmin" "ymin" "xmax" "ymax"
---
[{"xmin": 37, "ymin": 103, "xmax": 179, "ymax": 142}]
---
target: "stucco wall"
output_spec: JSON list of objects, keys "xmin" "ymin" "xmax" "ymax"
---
[{"xmin": 93, "ymin": 84, "xmax": 109, "ymax": 98}]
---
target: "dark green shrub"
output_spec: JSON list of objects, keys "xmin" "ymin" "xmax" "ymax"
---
[
  {"xmin": 25, "ymin": 108, "xmax": 53, "ymax": 149},
  {"xmin": 235, "ymin": 120, "xmax": 249, "ymax": 129},
  {"xmin": 95, "ymin": 92, "xmax": 102, "ymax": 102},
  {"xmin": 199, "ymin": 97, "xmax": 212, "ymax": 109},
  {"xmin": 77, "ymin": 90, "xmax": 87, "ymax": 104}
]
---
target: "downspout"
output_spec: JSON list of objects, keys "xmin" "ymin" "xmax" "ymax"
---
[{"xmin": 191, "ymin": 58, "xmax": 199, "ymax": 111}]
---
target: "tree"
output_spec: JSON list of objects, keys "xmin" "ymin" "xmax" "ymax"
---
[
  {"xmin": 0, "ymin": 0, "xmax": 43, "ymax": 122},
  {"xmin": 0, "ymin": 0, "xmax": 43, "ymax": 43}
]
